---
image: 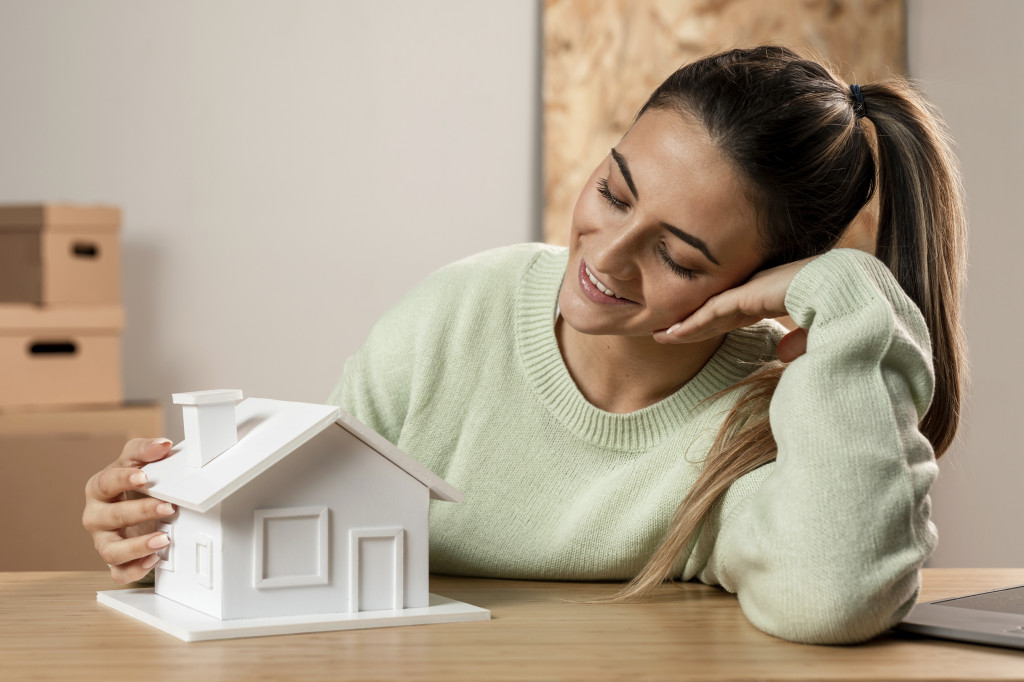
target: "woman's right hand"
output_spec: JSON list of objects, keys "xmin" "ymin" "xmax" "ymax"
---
[{"xmin": 82, "ymin": 438, "xmax": 179, "ymax": 584}]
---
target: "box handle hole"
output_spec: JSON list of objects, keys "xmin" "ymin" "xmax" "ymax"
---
[
  {"xmin": 29, "ymin": 341, "xmax": 78, "ymax": 355},
  {"xmin": 72, "ymin": 242, "xmax": 99, "ymax": 258}
]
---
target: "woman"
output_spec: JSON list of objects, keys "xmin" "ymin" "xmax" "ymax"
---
[{"xmin": 83, "ymin": 46, "xmax": 966, "ymax": 645}]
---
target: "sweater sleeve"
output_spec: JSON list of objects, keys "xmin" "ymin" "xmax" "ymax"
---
[
  {"xmin": 326, "ymin": 341, "xmax": 409, "ymax": 447},
  {"xmin": 325, "ymin": 283, "xmax": 426, "ymax": 446},
  {"xmin": 707, "ymin": 248, "xmax": 939, "ymax": 644}
]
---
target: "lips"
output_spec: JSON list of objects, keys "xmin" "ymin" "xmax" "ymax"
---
[{"xmin": 578, "ymin": 259, "xmax": 634, "ymax": 305}]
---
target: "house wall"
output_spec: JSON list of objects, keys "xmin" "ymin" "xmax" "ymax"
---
[
  {"xmin": 219, "ymin": 425, "xmax": 430, "ymax": 620},
  {"xmin": 154, "ymin": 506, "xmax": 224, "ymax": 619}
]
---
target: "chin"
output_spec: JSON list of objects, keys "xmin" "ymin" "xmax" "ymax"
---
[
  {"xmin": 559, "ymin": 305, "xmax": 648, "ymax": 338},
  {"xmin": 558, "ymin": 298, "xmax": 610, "ymax": 336}
]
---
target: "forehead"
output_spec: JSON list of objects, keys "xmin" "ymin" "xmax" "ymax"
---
[{"xmin": 617, "ymin": 108, "xmax": 759, "ymax": 259}]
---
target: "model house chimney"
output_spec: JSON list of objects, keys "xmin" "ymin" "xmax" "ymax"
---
[{"xmin": 172, "ymin": 389, "xmax": 244, "ymax": 468}]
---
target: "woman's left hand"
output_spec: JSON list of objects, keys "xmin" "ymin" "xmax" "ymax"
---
[{"xmin": 652, "ymin": 257, "xmax": 817, "ymax": 362}]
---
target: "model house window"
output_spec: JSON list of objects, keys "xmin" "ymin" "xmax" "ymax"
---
[
  {"xmin": 253, "ymin": 506, "xmax": 329, "ymax": 589},
  {"xmin": 195, "ymin": 534, "xmax": 213, "ymax": 589}
]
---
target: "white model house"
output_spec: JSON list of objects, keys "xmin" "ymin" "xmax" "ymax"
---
[{"xmin": 97, "ymin": 390, "xmax": 489, "ymax": 641}]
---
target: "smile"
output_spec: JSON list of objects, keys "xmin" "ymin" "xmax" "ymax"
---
[
  {"xmin": 577, "ymin": 260, "xmax": 634, "ymax": 306},
  {"xmin": 585, "ymin": 266, "xmax": 622, "ymax": 298}
]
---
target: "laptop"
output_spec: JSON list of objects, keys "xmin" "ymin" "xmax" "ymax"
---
[{"xmin": 898, "ymin": 583, "xmax": 1024, "ymax": 649}]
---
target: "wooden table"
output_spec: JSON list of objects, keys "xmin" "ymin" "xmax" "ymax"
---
[{"xmin": 2, "ymin": 569, "xmax": 1023, "ymax": 681}]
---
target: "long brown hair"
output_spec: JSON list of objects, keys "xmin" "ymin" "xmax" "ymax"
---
[{"xmin": 612, "ymin": 46, "xmax": 967, "ymax": 601}]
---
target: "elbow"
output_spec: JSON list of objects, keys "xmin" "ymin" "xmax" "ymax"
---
[{"xmin": 737, "ymin": 565, "xmax": 924, "ymax": 645}]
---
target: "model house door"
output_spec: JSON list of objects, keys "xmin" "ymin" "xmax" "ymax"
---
[{"xmin": 349, "ymin": 528, "xmax": 404, "ymax": 611}]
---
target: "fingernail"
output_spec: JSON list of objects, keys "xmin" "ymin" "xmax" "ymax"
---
[
  {"xmin": 148, "ymin": 533, "xmax": 170, "ymax": 550},
  {"xmin": 142, "ymin": 553, "xmax": 161, "ymax": 569},
  {"xmin": 152, "ymin": 438, "xmax": 172, "ymax": 447},
  {"xmin": 668, "ymin": 324, "xmax": 683, "ymax": 336},
  {"xmin": 129, "ymin": 471, "xmax": 148, "ymax": 486},
  {"xmin": 156, "ymin": 503, "xmax": 175, "ymax": 516}
]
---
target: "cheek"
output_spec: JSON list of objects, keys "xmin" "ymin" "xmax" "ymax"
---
[{"xmin": 649, "ymin": 277, "xmax": 720, "ymax": 321}]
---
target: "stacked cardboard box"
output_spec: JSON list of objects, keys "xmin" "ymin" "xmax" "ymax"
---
[{"xmin": 0, "ymin": 204, "xmax": 162, "ymax": 570}]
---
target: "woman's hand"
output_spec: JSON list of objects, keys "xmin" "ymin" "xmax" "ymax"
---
[
  {"xmin": 82, "ymin": 438, "xmax": 178, "ymax": 584},
  {"xmin": 652, "ymin": 257, "xmax": 816, "ymax": 363}
]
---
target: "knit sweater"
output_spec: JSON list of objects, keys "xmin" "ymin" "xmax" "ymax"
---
[{"xmin": 328, "ymin": 243, "xmax": 938, "ymax": 644}]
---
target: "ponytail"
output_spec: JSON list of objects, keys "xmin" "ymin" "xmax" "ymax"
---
[
  {"xmin": 605, "ymin": 48, "xmax": 967, "ymax": 603},
  {"xmin": 861, "ymin": 79, "xmax": 968, "ymax": 457}
]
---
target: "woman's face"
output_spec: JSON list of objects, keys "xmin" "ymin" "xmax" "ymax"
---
[{"xmin": 559, "ymin": 108, "xmax": 764, "ymax": 338}]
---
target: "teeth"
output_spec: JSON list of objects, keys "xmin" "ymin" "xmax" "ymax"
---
[{"xmin": 585, "ymin": 266, "xmax": 622, "ymax": 299}]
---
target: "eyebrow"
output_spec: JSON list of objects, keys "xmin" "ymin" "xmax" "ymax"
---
[
  {"xmin": 610, "ymin": 147, "xmax": 721, "ymax": 267},
  {"xmin": 610, "ymin": 148, "xmax": 639, "ymax": 200},
  {"xmin": 660, "ymin": 222, "xmax": 721, "ymax": 266}
]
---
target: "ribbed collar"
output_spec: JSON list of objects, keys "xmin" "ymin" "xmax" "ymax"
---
[{"xmin": 514, "ymin": 247, "xmax": 778, "ymax": 453}]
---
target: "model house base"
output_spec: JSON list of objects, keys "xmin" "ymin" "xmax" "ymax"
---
[{"xmin": 98, "ymin": 588, "xmax": 490, "ymax": 642}]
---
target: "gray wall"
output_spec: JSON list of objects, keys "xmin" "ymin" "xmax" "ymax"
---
[
  {"xmin": 1, "ymin": 0, "xmax": 1018, "ymax": 567},
  {"xmin": 909, "ymin": 0, "xmax": 1024, "ymax": 567},
  {"xmin": 0, "ymin": 0, "xmax": 539, "ymax": 433}
]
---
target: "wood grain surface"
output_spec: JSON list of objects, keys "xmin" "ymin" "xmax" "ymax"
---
[{"xmin": 2, "ymin": 569, "xmax": 1023, "ymax": 681}]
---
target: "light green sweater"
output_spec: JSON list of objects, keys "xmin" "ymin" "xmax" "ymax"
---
[{"xmin": 329, "ymin": 243, "xmax": 938, "ymax": 644}]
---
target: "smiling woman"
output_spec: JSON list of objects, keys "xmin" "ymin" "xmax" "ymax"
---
[
  {"xmin": 557, "ymin": 108, "xmax": 765, "ymax": 413},
  {"xmin": 84, "ymin": 46, "xmax": 967, "ymax": 647}
]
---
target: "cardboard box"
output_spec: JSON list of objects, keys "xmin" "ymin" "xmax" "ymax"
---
[
  {"xmin": 0, "ymin": 204, "xmax": 121, "ymax": 305},
  {"xmin": 0, "ymin": 403, "xmax": 163, "ymax": 571},
  {"xmin": 0, "ymin": 304, "xmax": 123, "ymax": 409}
]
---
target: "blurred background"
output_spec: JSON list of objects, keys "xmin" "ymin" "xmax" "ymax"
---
[{"xmin": 0, "ymin": 0, "xmax": 1019, "ymax": 571}]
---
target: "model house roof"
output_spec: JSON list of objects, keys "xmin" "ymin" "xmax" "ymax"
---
[{"xmin": 143, "ymin": 397, "xmax": 463, "ymax": 513}]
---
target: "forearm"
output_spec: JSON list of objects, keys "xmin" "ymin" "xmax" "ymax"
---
[{"xmin": 710, "ymin": 249, "xmax": 938, "ymax": 644}]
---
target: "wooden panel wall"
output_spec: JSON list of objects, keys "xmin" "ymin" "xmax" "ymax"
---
[{"xmin": 542, "ymin": 0, "xmax": 905, "ymax": 245}]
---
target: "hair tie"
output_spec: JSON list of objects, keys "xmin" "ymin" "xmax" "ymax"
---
[{"xmin": 850, "ymin": 84, "xmax": 867, "ymax": 119}]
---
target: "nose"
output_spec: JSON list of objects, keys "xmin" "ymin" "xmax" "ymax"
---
[{"xmin": 587, "ymin": 223, "xmax": 642, "ymax": 282}]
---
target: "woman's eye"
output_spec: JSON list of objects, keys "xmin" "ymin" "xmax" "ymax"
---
[
  {"xmin": 596, "ymin": 178, "xmax": 627, "ymax": 210},
  {"xmin": 657, "ymin": 243, "xmax": 698, "ymax": 280}
]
